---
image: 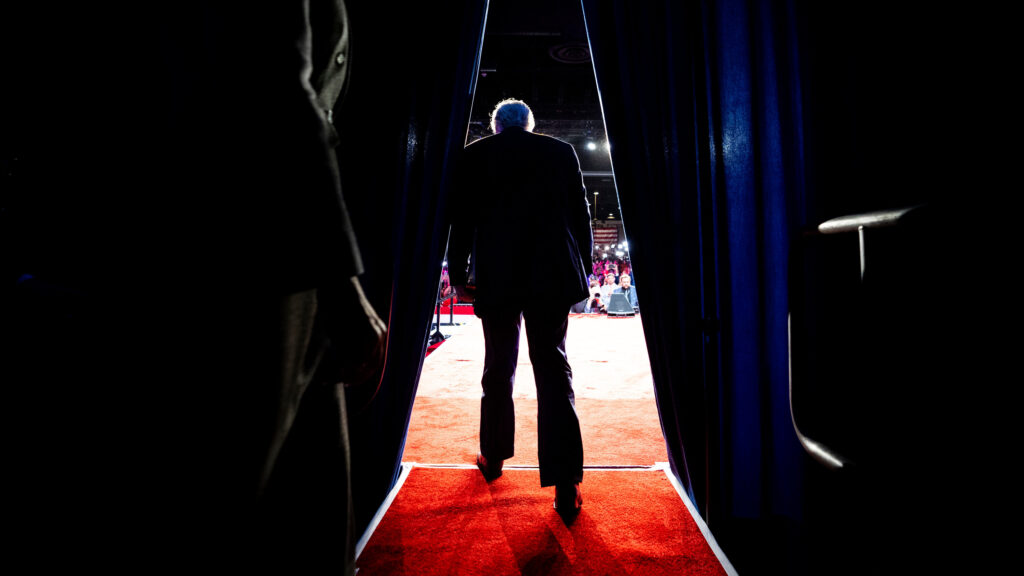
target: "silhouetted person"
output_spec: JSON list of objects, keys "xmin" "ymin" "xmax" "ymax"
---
[
  {"xmin": 449, "ymin": 99, "xmax": 592, "ymax": 514},
  {"xmin": 2, "ymin": 2, "xmax": 384, "ymax": 573}
]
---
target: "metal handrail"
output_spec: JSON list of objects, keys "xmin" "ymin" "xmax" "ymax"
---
[
  {"xmin": 789, "ymin": 204, "xmax": 926, "ymax": 470},
  {"xmin": 817, "ymin": 205, "xmax": 922, "ymax": 234},
  {"xmin": 788, "ymin": 314, "xmax": 848, "ymax": 470},
  {"xmin": 818, "ymin": 205, "xmax": 924, "ymax": 281}
]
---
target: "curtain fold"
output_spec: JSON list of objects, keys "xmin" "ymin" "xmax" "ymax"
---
[
  {"xmin": 582, "ymin": 0, "xmax": 809, "ymax": 572},
  {"xmin": 334, "ymin": 0, "xmax": 488, "ymax": 535},
  {"xmin": 583, "ymin": 0, "xmax": 719, "ymax": 521},
  {"xmin": 583, "ymin": 1, "xmax": 988, "ymax": 574}
]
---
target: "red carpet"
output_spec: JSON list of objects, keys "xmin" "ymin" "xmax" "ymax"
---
[
  {"xmin": 355, "ymin": 315, "xmax": 733, "ymax": 574},
  {"xmin": 406, "ymin": 314, "xmax": 667, "ymax": 466},
  {"xmin": 356, "ymin": 467, "xmax": 730, "ymax": 575}
]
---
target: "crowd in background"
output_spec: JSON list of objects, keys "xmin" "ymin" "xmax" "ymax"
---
[
  {"xmin": 575, "ymin": 256, "xmax": 638, "ymax": 314},
  {"xmin": 590, "ymin": 257, "xmax": 630, "ymax": 288},
  {"xmin": 437, "ymin": 255, "xmax": 638, "ymax": 314}
]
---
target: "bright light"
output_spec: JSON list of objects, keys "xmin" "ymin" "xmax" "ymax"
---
[
  {"xmin": 615, "ymin": 251, "xmax": 624, "ymax": 257},
  {"xmin": 586, "ymin": 141, "xmax": 597, "ymax": 151},
  {"xmin": 604, "ymin": 140, "xmax": 611, "ymax": 151},
  {"xmin": 602, "ymin": 253, "xmax": 608, "ymax": 259},
  {"xmin": 442, "ymin": 261, "xmax": 447, "ymax": 266}
]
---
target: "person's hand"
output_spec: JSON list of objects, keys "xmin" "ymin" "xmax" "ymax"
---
[
  {"xmin": 334, "ymin": 276, "xmax": 387, "ymax": 388},
  {"xmin": 454, "ymin": 284, "xmax": 475, "ymax": 303}
]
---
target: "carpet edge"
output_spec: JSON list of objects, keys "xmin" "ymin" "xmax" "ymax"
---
[
  {"xmin": 355, "ymin": 463, "xmax": 416, "ymax": 559},
  {"xmin": 658, "ymin": 462, "xmax": 738, "ymax": 576}
]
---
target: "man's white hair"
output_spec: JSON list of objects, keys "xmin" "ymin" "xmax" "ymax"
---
[{"xmin": 490, "ymin": 98, "xmax": 535, "ymax": 133}]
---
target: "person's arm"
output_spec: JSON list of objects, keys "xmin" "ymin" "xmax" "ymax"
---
[
  {"xmin": 320, "ymin": 275, "xmax": 388, "ymax": 387},
  {"xmin": 309, "ymin": 0, "xmax": 386, "ymax": 387}
]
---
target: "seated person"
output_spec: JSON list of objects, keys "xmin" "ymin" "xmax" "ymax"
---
[
  {"xmin": 612, "ymin": 273, "xmax": 639, "ymax": 309},
  {"xmin": 599, "ymin": 273, "xmax": 616, "ymax": 305},
  {"xmin": 585, "ymin": 279, "xmax": 604, "ymax": 313}
]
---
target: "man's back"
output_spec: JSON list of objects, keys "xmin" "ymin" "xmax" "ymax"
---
[
  {"xmin": 453, "ymin": 127, "xmax": 592, "ymax": 313},
  {"xmin": 448, "ymin": 99, "xmax": 588, "ymax": 514}
]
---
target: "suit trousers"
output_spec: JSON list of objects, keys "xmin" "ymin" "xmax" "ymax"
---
[{"xmin": 479, "ymin": 304, "xmax": 584, "ymax": 487}]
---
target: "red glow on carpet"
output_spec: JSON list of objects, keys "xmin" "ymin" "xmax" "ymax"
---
[{"xmin": 357, "ymin": 467, "xmax": 728, "ymax": 575}]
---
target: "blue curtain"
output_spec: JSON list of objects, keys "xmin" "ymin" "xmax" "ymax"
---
[
  {"xmin": 583, "ymin": 0, "xmax": 808, "ymax": 514},
  {"xmin": 580, "ymin": 1, "xmax": 837, "ymax": 573},
  {"xmin": 334, "ymin": 0, "xmax": 488, "ymax": 534},
  {"xmin": 580, "ymin": 0, "xmax": 716, "ymax": 518},
  {"xmin": 582, "ymin": 1, "xmax": 994, "ymax": 573}
]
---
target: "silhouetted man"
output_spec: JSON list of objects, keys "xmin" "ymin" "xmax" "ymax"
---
[
  {"xmin": 2, "ymin": 2, "xmax": 385, "ymax": 573},
  {"xmin": 449, "ymin": 99, "xmax": 593, "ymax": 514}
]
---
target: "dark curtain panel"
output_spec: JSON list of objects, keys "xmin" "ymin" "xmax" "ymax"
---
[
  {"xmin": 335, "ymin": 0, "xmax": 488, "ymax": 535},
  {"xmin": 583, "ymin": 1, "xmax": 816, "ymax": 542},
  {"xmin": 584, "ymin": 1, "xmax": 999, "ymax": 574},
  {"xmin": 580, "ymin": 0, "xmax": 718, "ymax": 519},
  {"xmin": 581, "ymin": 0, "xmax": 846, "ymax": 573}
]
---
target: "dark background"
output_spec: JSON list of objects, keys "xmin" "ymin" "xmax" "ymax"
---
[{"xmin": 470, "ymin": 0, "xmax": 619, "ymax": 223}]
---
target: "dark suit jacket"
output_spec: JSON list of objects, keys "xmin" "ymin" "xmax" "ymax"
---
[
  {"xmin": 3, "ymin": 3, "xmax": 363, "ymax": 570},
  {"xmin": 449, "ymin": 127, "xmax": 593, "ymax": 314}
]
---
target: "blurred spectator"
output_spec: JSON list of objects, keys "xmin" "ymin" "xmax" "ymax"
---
[
  {"xmin": 600, "ymin": 273, "xmax": 616, "ymax": 304},
  {"xmin": 439, "ymin": 266, "xmax": 453, "ymax": 300},
  {"xmin": 612, "ymin": 273, "xmax": 639, "ymax": 309},
  {"xmin": 584, "ymin": 278, "xmax": 603, "ymax": 313}
]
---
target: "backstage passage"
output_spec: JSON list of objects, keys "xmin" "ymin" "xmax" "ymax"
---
[{"xmin": 354, "ymin": 314, "xmax": 736, "ymax": 575}]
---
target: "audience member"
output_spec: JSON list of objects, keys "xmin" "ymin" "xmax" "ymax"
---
[
  {"xmin": 600, "ymin": 273, "xmax": 616, "ymax": 303},
  {"xmin": 439, "ymin": 266, "xmax": 453, "ymax": 301},
  {"xmin": 612, "ymin": 273, "xmax": 639, "ymax": 309},
  {"xmin": 584, "ymin": 278, "xmax": 603, "ymax": 313}
]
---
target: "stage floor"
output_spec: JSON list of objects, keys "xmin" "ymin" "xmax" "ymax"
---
[{"xmin": 405, "ymin": 314, "xmax": 668, "ymax": 467}]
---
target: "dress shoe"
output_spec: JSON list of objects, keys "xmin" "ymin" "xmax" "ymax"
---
[
  {"xmin": 554, "ymin": 482, "xmax": 582, "ymax": 514},
  {"xmin": 476, "ymin": 453, "xmax": 503, "ymax": 482}
]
